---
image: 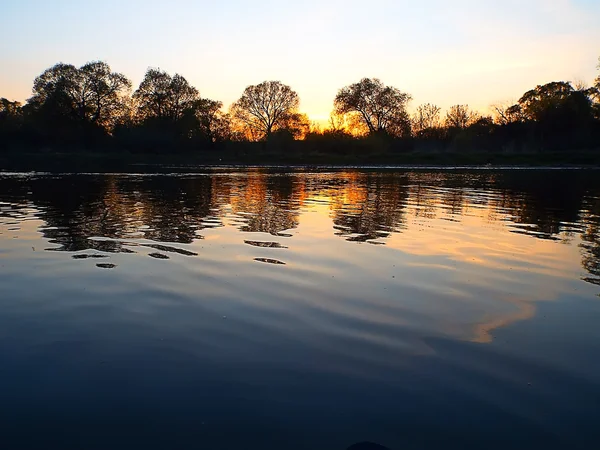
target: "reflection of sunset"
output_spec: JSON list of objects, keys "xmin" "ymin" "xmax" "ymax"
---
[{"xmin": 1, "ymin": 170, "xmax": 599, "ymax": 347}]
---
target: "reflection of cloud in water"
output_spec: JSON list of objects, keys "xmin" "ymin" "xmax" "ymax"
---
[{"xmin": 472, "ymin": 297, "xmax": 537, "ymax": 344}]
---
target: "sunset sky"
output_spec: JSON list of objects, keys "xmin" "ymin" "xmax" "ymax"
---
[{"xmin": 1, "ymin": 0, "xmax": 599, "ymax": 121}]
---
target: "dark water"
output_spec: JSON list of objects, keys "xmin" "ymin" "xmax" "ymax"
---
[{"xmin": 1, "ymin": 168, "xmax": 600, "ymax": 450}]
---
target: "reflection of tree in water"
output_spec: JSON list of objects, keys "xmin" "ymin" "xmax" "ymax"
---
[
  {"xmin": 228, "ymin": 172, "xmax": 302, "ymax": 236},
  {"xmin": 23, "ymin": 175, "xmax": 218, "ymax": 252},
  {"xmin": 324, "ymin": 170, "xmax": 600, "ymax": 291},
  {"xmin": 331, "ymin": 173, "xmax": 410, "ymax": 243},
  {"xmin": 482, "ymin": 173, "xmax": 598, "ymax": 292},
  {"xmin": 440, "ymin": 187, "xmax": 466, "ymax": 217},
  {"xmin": 580, "ymin": 196, "xmax": 600, "ymax": 288},
  {"xmin": 0, "ymin": 177, "xmax": 37, "ymax": 226},
  {"xmin": 28, "ymin": 176, "xmax": 109, "ymax": 251},
  {"xmin": 493, "ymin": 171, "xmax": 588, "ymax": 240},
  {"xmin": 116, "ymin": 176, "xmax": 217, "ymax": 243},
  {"xmin": 3, "ymin": 170, "xmax": 600, "ymax": 289}
]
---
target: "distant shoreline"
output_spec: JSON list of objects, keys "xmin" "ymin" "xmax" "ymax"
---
[{"xmin": 1, "ymin": 150, "xmax": 599, "ymax": 173}]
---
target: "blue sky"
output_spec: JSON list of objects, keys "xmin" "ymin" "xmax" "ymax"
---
[{"xmin": 1, "ymin": 0, "xmax": 599, "ymax": 120}]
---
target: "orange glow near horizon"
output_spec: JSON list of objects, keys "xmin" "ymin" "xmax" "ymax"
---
[{"xmin": 2, "ymin": 0, "xmax": 599, "ymax": 124}]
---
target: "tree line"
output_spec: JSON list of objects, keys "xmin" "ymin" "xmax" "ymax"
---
[{"xmin": 1, "ymin": 58, "xmax": 599, "ymax": 158}]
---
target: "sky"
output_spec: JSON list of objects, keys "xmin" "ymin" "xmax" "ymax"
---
[{"xmin": 1, "ymin": 0, "xmax": 599, "ymax": 121}]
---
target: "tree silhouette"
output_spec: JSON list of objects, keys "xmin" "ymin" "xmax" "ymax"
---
[
  {"xmin": 334, "ymin": 78, "xmax": 412, "ymax": 137},
  {"xmin": 514, "ymin": 82, "xmax": 575, "ymax": 122},
  {"xmin": 124, "ymin": 69, "xmax": 229, "ymax": 149},
  {"xmin": 133, "ymin": 68, "xmax": 199, "ymax": 122},
  {"xmin": 277, "ymin": 112, "xmax": 311, "ymax": 140},
  {"xmin": 193, "ymin": 98, "xmax": 231, "ymax": 143},
  {"xmin": 593, "ymin": 57, "xmax": 600, "ymax": 119},
  {"xmin": 327, "ymin": 111, "xmax": 349, "ymax": 134},
  {"xmin": 505, "ymin": 81, "xmax": 598, "ymax": 150},
  {"xmin": 491, "ymin": 102, "xmax": 526, "ymax": 125},
  {"xmin": 0, "ymin": 98, "xmax": 23, "ymax": 151},
  {"xmin": 79, "ymin": 62, "xmax": 131, "ymax": 129},
  {"xmin": 412, "ymin": 103, "xmax": 441, "ymax": 137},
  {"xmin": 0, "ymin": 98, "xmax": 23, "ymax": 117},
  {"xmin": 28, "ymin": 62, "xmax": 131, "ymax": 132},
  {"xmin": 230, "ymin": 81, "xmax": 300, "ymax": 140},
  {"xmin": 2, "ymin": 56, "xmax": 600, "ymax": 158},
  {"xmin": 444, "ymin": 105, "xmax": 477, "ymax": 129}
]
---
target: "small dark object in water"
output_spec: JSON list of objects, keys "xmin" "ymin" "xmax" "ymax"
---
[
  {"xmin": 96, "ymin": 263, "xmax": 117, "ymax": 269},
  {"xmin": 254, "ymin": 258, "xmax": 286, "ymax": 265},
  {"xmin": 148, "ymin": 252, "xmax": 170, "ymax": 260},
  {"xmin": 244, "ymin": 240, "xmax": 288, "ymax": 249},
  {"xmin": 347, "ymin": 443, "xmax": 390, "ymax": 450},
  {"xmin": 72, "ymin": 254, "xmax": 108, "ymax": 259},
  {"xmin": 145, "ymin": 244, "xmax": 197, "ymax": 256}
]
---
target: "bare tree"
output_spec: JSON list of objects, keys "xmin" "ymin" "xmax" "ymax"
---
[
  {"xmin": 491, "ymin": 102, "xmax": 525, "ymax": 125},
  {"xmin": 412, "ymin": 103, "xmax": 441, "ymax": 135},
  {"xmin": 334, "ymin": 78, "xmax": 412, "ymax": 137},
  {"xmin": 445, "ymin": 105, "xmax": 477, "ymax": 129},
  {"xmin": 230, "ymin": 81, "xmax": 300, "ymax": 140},
  {"xmin": 327, "ymin": 111, "xmax": 347, "ymax": 133}
]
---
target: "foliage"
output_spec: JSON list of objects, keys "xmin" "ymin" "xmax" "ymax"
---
[
  {"xmin": 334, "ymin": 78, "xmax": 412, "ymax": 137},
  {"xmin": 28, "ymin": 62, "xmax": 131, "ymax": 131},
  {"xmin": 2, "ymin": 58, "xmax": 600, "ymax": 158},
  {"xmin": 133, "ymin": 68, "xmax": 198, "ymax": 122},
  {"xmin": 412, "ymin": 103, "xmax": 442, "ymax": 137},
  {"xmin": 230, "ymin": 81, "xmax": 300, "ymax": 140},
  {"xmin": 445, "ymin": 105, "xmax": 478, "ymax": 129}
]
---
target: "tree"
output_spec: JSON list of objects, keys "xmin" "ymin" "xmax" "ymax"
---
[
  {"xmin": 445, "ymin": 105, "xmax": 477, "ymax": 129},
  {"xmin": 277, "ymin": 112, "xmax": 311, "ymax": 140},
  {"xmin": 193, "ymin": 98, "xmax": 231, "ymax": 142},
  {"xmin": 505, "ymin": 81, "xmax": 598, "ymax": 150},
  {"xmin": 28, "ymin": 61, "xmax": 131, "ymax": 131},
  {"xmin": 0, "ymin": 98, "xmax": 22, "ymax": 118},
  {"xmin": 594, "ymin": 58, "xmax": 600, "ymax": 119},
  {"xmin": 595, "ymin": 57, "xmax": 600, "ymax": 90},
  {"xmin": 511, "ymin": 81, "xmax": 597, "ymax": 128},
  {"xmin": 412, "ymin": 103, "xmax": 441, "ymax": 136},
  {"xmin": 79, "ymin": 62, "xmax": 131, "ymax": 129},
  {"xmin": 28, "ymin": 63, "xmax": 78, "ymax": 114},
  {"xmin": 230, "ymin": 81, "xmax": 300, "ymax": 140},
  {"xmin": 130, "ymin": 69, "xmax": 227, "ymax": 147},
  {"xmin": 334, "ymin": 78, "xmax": 412, "ymax": 137},
  {"xmin": 0, "ymin": 98, "xmax": 23, "ymax": 151},
  {"xmin": 491, "ymin": 102, "xmax": 526, "ymax": 125},
  {"xmin": 468, "ymin": 116, "xmax": 495, "ymax": 134},
  {"xmin": 515, "ymin": 82, "xmax": 575, "ymax": 122},
  {"xmin": 133, "ymin": 68, "xmax": 199, "ymax": 122},
  {"xmin": 327, "ymin": 111, "xmax": 348, "ymax": 133}
]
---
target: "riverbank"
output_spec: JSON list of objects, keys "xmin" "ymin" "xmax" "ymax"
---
[{"xmin": 1, "ymin": 149, "xmax": 599, "ymax": 172}]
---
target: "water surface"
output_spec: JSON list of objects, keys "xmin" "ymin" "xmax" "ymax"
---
[{"xmin": 1, "ymin": 168, "xmax": 600, "ymax": 449}]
